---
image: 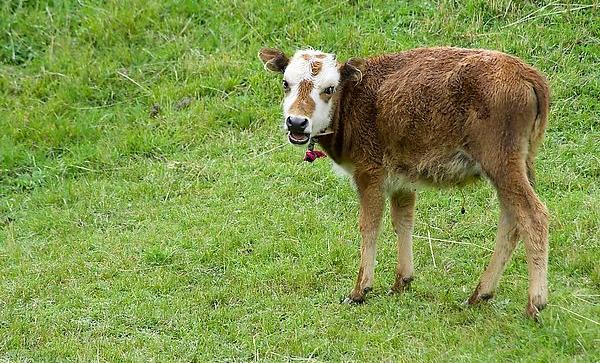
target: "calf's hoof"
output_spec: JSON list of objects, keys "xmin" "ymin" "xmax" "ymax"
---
[
  {"xmin": 389, "ymin": 276, "xmax": 413, "ymax": 294},
  {"xmin": 467, "ymin": 283, "xmax": 494, "ymax": 305},
  {"xmin": 525, "ymin": 295, "xmax": 547, "ymax": 321},
  {"xmin": 342, "ymin": 286, "xmax": 372, "ymax": 304}
]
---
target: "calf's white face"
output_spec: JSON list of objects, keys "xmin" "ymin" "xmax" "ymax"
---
[
  {"xmin": 282, "ymin": 50, "xmax": 340, "ymax": 144},
  {"xmin": 260, "ymin": 48, "xmax": 365, "ymax": 145},
  {"xmin": 259, "ymin": 48, "xmax": 342, "ymax": 145}
]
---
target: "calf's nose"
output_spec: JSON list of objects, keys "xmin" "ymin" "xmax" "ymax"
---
[{"xmin": 286, "ymin": 116, "xmax": 309, "ymax": 133}]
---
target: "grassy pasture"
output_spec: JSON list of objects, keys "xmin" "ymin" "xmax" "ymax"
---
[{"xmin": 0, "ymin": 0, "xmax": 599, "ymax": 361}]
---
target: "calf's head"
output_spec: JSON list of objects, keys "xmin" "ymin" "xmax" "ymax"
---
[{"xmin": 259, "ymin": 48, "xmax": 365, "ymax": 145}]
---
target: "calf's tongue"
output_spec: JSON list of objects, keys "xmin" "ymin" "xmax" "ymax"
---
[{"xmin": 290, "ymin": 133, "xmax": 308, "ymax": 141}]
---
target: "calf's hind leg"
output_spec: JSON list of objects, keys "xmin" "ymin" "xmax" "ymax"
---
[
  {"xmin": 468, "ymin": 205, "xmax": 519, "ymax": 304},
  {"xmin": 508, "ymin": 178, "xmax": 549, "ymax": 319},
  {"xmin": 473, "ymin": 158, "xmax": 549, "ymax": 319}
]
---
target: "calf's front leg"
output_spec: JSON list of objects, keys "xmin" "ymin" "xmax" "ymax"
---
[
  {"xmin": 346, "ymin": 171, "xmax": 384, "ymax": 303},
  {"xmin": 390, "ymin": 191, "xmax": 416, "ymax": 293}
]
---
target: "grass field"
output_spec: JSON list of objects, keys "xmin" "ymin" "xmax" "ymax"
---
[{"xmin": 1, "ymin": 0, "xmax": 599, "ymax": 361}]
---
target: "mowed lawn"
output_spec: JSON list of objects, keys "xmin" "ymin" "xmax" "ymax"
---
[{"xmin": 1, "ymin": 0, "xmax": 599, "ymax": 361}]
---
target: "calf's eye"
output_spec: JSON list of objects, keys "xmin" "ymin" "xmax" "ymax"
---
[{"xmin": 323, "ymin": 86, "xmax": 335, "ymax": 95}]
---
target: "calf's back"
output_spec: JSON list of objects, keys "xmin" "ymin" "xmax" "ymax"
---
[{"xmin": 322, "ymin": 47, "xmax": 549, "ymax": 188}]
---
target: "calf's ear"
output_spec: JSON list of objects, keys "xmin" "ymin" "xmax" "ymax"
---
[
  {"xmin": 341, "ymin": 57, "xmax": 366, "ymax": 83},
  {"xmin": 258, "ymin": 48, "xmax": 289, "ymax": 73}
]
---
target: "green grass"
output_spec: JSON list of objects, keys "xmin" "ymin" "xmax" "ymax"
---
[{"xmin": 1, "ymin": 0, "xmax": 599, "ymax": 361}]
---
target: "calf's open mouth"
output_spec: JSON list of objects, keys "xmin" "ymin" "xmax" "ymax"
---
[{"xmin": 288, "ymin": 132, "xmax": 310, "ymax": 145}]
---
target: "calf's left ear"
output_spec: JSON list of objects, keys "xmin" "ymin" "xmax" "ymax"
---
[
  {"xmin": 258, "ymin": 48, "xmax": 289, "ymax": 73},
  {"xmin": 341, "ymin": 58, "xmax": 366, "ymax": 83}
]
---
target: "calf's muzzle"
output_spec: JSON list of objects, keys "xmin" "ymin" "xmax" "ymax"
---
[{"xmin": 286, "ymin": 116, "xmax": 309, "ymax": 134}]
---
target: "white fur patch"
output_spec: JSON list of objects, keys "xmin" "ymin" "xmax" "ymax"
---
[
  {"xmin": 384, "ymin": 172, "xmax": 420, "ymax": 195},
  {"xmin": 332, "ymin": 161, "xmax": 354, "ymax": 178}
]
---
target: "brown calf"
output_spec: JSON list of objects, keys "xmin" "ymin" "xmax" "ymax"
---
[{"xmin": 259, "ymin": 47, "xmax": 550, "ymax": 319}]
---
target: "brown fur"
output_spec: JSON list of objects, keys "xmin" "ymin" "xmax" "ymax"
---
[
  {"xmin": 310, "ymin": 61, "xmax": 323, "ymax": 77},
  {"xmin": 261, "ymin": 47, "xmax": 551, "ymax": 319},
  {"xmin": 289, "ymin": 80, "xmax": 316, "ymax": 115}
]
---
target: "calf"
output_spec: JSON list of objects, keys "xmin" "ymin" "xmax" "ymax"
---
[{"xmin": 259, "ymin": 47, "xmax": 550, "ymax": 319}]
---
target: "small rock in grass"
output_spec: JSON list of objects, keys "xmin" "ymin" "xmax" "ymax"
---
[
  {"xmin": 149, "ymin": 103, "xmax": 161, "ymax": 117},
  {"xmin": 175, "ymin": 96, "xmax": 193, "ymax": 110}
]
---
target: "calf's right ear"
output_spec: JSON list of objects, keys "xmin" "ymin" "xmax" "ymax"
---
[
  {"xmin": 258, "ymin": 48, "xmax": 289, "ymax": 73},
  {"xmin": 341, "ymin": 58, "xmax": 366, "ymax": 83}
]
